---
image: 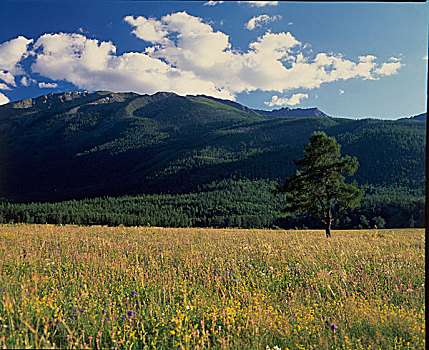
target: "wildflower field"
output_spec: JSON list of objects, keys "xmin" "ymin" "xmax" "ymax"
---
[{"xmin": 0, "ymin": 225, "xmax": 425, "ymax": 349}]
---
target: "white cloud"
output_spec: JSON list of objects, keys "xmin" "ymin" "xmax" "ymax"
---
[
  {"xmin": 0, "ymin": 11, "xmax": 397, "ymax": 102},
  {"xmin": 21, "ymin": 76, "xmax": 29, "ymax": 86},
  {"xmin": 0, "ymin": 92, "xmax": 10, "ymax": 105},
  {"xmin": 243, "ymin": 1, "xmax": 278, "ymax": 7},
  {"xmin": 20, "ymin": 76, "xmax": 37, "ymax": 86},
  {"xmin": 358, "ymin": 55, "xmax": 377, "ymax": 62},
  {"xmin": 31, "ymin": 32, "xmax": 230, "ymax": 99},
  {"xmin": 339, "ymin": 89, "xmax": 344, "ymax": 95},
  {"xmin": 77, "ymin": 27, "xmax": 90, "ymax": 34},
  {"xmin": 124, "ymin": 12, "xmax": 400, "ymax": 97},
  {"xmin": 204, "ymin": 1, "xmax": 224, "ymax": 5},
  {"xmin": 422, "ymin": 55, "xmax": 428, "ymax": 61},
  {"xmin": 0, "ymin": 36, "xmax": 33, "ymax": 74},
  {"xmin": 38, "ymin": 82, "xmax": 59, "ymax": 88},
  {"xmin": 373, "ymin": 61, "xmax": 402, "ymax": 76},
  {"xmin": 0, "ymin": 83, "xmax": 11, "ymax": 90},
  {"xmin": 0, "ymin": 70, "xmax": 16, "ymax": 87},
  {"xmin": 130, "ymin": 12, "xmax": 242, "ymax": 96},
  {"xmin": 245, "ymin": 14, "xmax": 282, "ymax": 30},
  {"xmin": 32, "ymin": 33, "xmax": 118, "ymax": 79},
  {"xmin": 265, "ymin": 93, "xmax": 308, "ymax": 107},
  {"xmin": 124, "ymin": 16, "xmax": 170, "ymax": 44},
  {"xmin": 0, "ymin": 36, "xmax": 33, "ymax": 89}
]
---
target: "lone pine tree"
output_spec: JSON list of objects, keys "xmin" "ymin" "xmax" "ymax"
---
[{"xmin": 277, "ymin": 132, "xmax": 364, "ymax": 237}]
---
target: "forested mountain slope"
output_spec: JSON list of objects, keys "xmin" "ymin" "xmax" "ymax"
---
[{"xmin": 0, "ymin": 91, "xmax": 425, "ymax": 203}]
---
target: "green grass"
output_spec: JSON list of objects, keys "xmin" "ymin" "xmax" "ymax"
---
[{"xmin": 0, "ymin": 225, "xmax": 425, "ymax": 349}]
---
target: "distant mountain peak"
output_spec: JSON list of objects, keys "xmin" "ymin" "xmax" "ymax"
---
[
  {"xmin": 191, "ymin": 94, "xmax": 261, "ymax": 115},
  {"xmin": 191, "ymin": 94, "xmax": 329, "ymax": 118},
  {"xmin": 153, "ymin": 91, "xmax": 179, "ymax": 97},
  {"xmin": 398, "ymin": 113, "xmax": 427, "ymax": 121},
  {"xmin": 8, "ymin": 91, "xmax": 92, "ymax": 110},
  {"xmin": 4, "ymin": 90, "xmax": 330, "ymax": 120},
  {"xmin": 254, "ymin": 106, "xmax": 329, "ymax": 119}
]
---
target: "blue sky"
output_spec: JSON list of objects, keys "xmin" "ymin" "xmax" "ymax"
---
[{"xmin": 0, "ymin": 0, "xmax": 427, "ymax": 119}]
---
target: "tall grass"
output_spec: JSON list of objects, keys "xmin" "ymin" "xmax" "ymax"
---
[{"xmin": 0, "ymin": 225, "xmax": 425, "ymax": 349}]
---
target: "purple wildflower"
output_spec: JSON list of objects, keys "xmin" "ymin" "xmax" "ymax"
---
[
  {"xmin": 132, "ymin": 291, "xmax": 137, "ymax": 296},
  {"xmin": 331, "ymin": 324, "xmax": 338, "ymax": 331},
  {"xmin": 127, "ymin": 311, "xmax": 135, "ymax": 316}
]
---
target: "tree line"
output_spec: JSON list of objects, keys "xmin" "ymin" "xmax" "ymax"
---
[{"xmin": 0, "ymin": 179, "xmax": 423, "ymax": 229}]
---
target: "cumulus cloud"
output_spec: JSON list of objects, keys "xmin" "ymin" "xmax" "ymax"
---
[
  {"xmin": 38, "ymin": 82, "xmax": 59, "ymax": 88},
  {"xmin": 77, "ymin": 27, "xmax": 90, "ymax": 34},
  {"xmin": 125, "ymin": 12, "xmax": 242, "ymax": 97},
  {"xmin": 124, "ymin": 16, "xmax": 170, "ymax": 44},
  {"xmin": 0, "ymin": 11, "xmax": 400, "ymax": 102},
  {"xmin": 265, "ymin": 93, "xmax": 308, "ymax": 107},
  {"xmin": 20, "ymin": 76, "xmax": 29, "ymax": 86},
  {"xmin": 32, "ymin": 33, "xmax": 117, "ymax": 80},
  {"xmin": 123, "ymin": 12, "xmax": 401, "ymax": 97},
  {"xmin": 0, "ymin": 92, "xmax": 10, "ymax": 105},
  {"xmin": 21, "ymin": 76, "xmax": 29, "ymax": 86},
  {"xmin": 0, "ymin": 36, "xmax": 33, "ymax": 89},
  {"xmin": 0, "ymin": 36, "xmax": 33, "ymax": 73},
  {"xmin": 31, "ymin": 32, "xmax": 229, "ymax": 98},
  {"xmin": 243, "ymin": 1, "xmax": 278, "ymax": 7},
  {"xmin": 0, "ymin": 83, "xmax": 11, "ymax": 90},
  {"xmin": 204, "ymin": 1, "xmax": 224, "ymax": 5},
  {"xmin": 245, "ymin": 14, "xmax": 282, "ymax": 30},
  {"xmin": 373, "ymin": 61, "xmax": 402, "ymax": 76},
  {"xmin": 422, "ymin": 55, "xmax": 428, "ymax": 61},
  {"xmin": 339, "ymin": 89, "xmax": 344, "ymax": 95},
  {"xmin": 0, "ymin": 71, "xmax": 16, "ymax": 87},
  {"xmin": 20, "ymin": 76, "xmax": 37, "ymax": 87}
]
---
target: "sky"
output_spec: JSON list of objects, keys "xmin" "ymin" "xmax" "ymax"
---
[{"xmin": 0, "ymin": 0, "xmax": 427, "ymax": 119}]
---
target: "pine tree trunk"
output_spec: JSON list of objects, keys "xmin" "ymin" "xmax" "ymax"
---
[
  {"xmin": 325, "ymin": 207, "xmax": 332, "ymax": 238},
  {"xmin": 325, "ymin": 220, "xmax": 332, "ymax": 238}
]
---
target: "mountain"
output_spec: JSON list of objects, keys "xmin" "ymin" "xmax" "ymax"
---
[
  {"xmin": 0, "ymin": 91, "xmax": 425, "ymax": 203},
  {"xmin": 398, "ymin": 112, "xmax": 427, "ymax": 121},
  {"xmin": 193, "ymin": 95, "xmax": 261, "ymax": 116},
  {"xmin": 175, "ymin": 94, "xmax": 329, "ymax": 118},
  {"xmin": 253, "ymin": 106, "xmax": 329, "ymax": 118}
]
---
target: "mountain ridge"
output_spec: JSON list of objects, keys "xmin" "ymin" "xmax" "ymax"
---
[
  {"xmin": 4, "ymin": 90, "xmax": 425, "ymax": 121},
  {"xmin": 1, "ymin": 90, "xmax": 331, "ymax": 120},
  {"xmin": 398, "ymin": 112, "xmax": 427, "ymax": 121},
  {"xmin": 0, "ymin": 90, "xmax": 425, "ymax": 203}
]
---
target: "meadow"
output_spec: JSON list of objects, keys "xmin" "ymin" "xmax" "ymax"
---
[{"xmin": 0, "ymin": 224, "xmax": 425, "ymax": 349}]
